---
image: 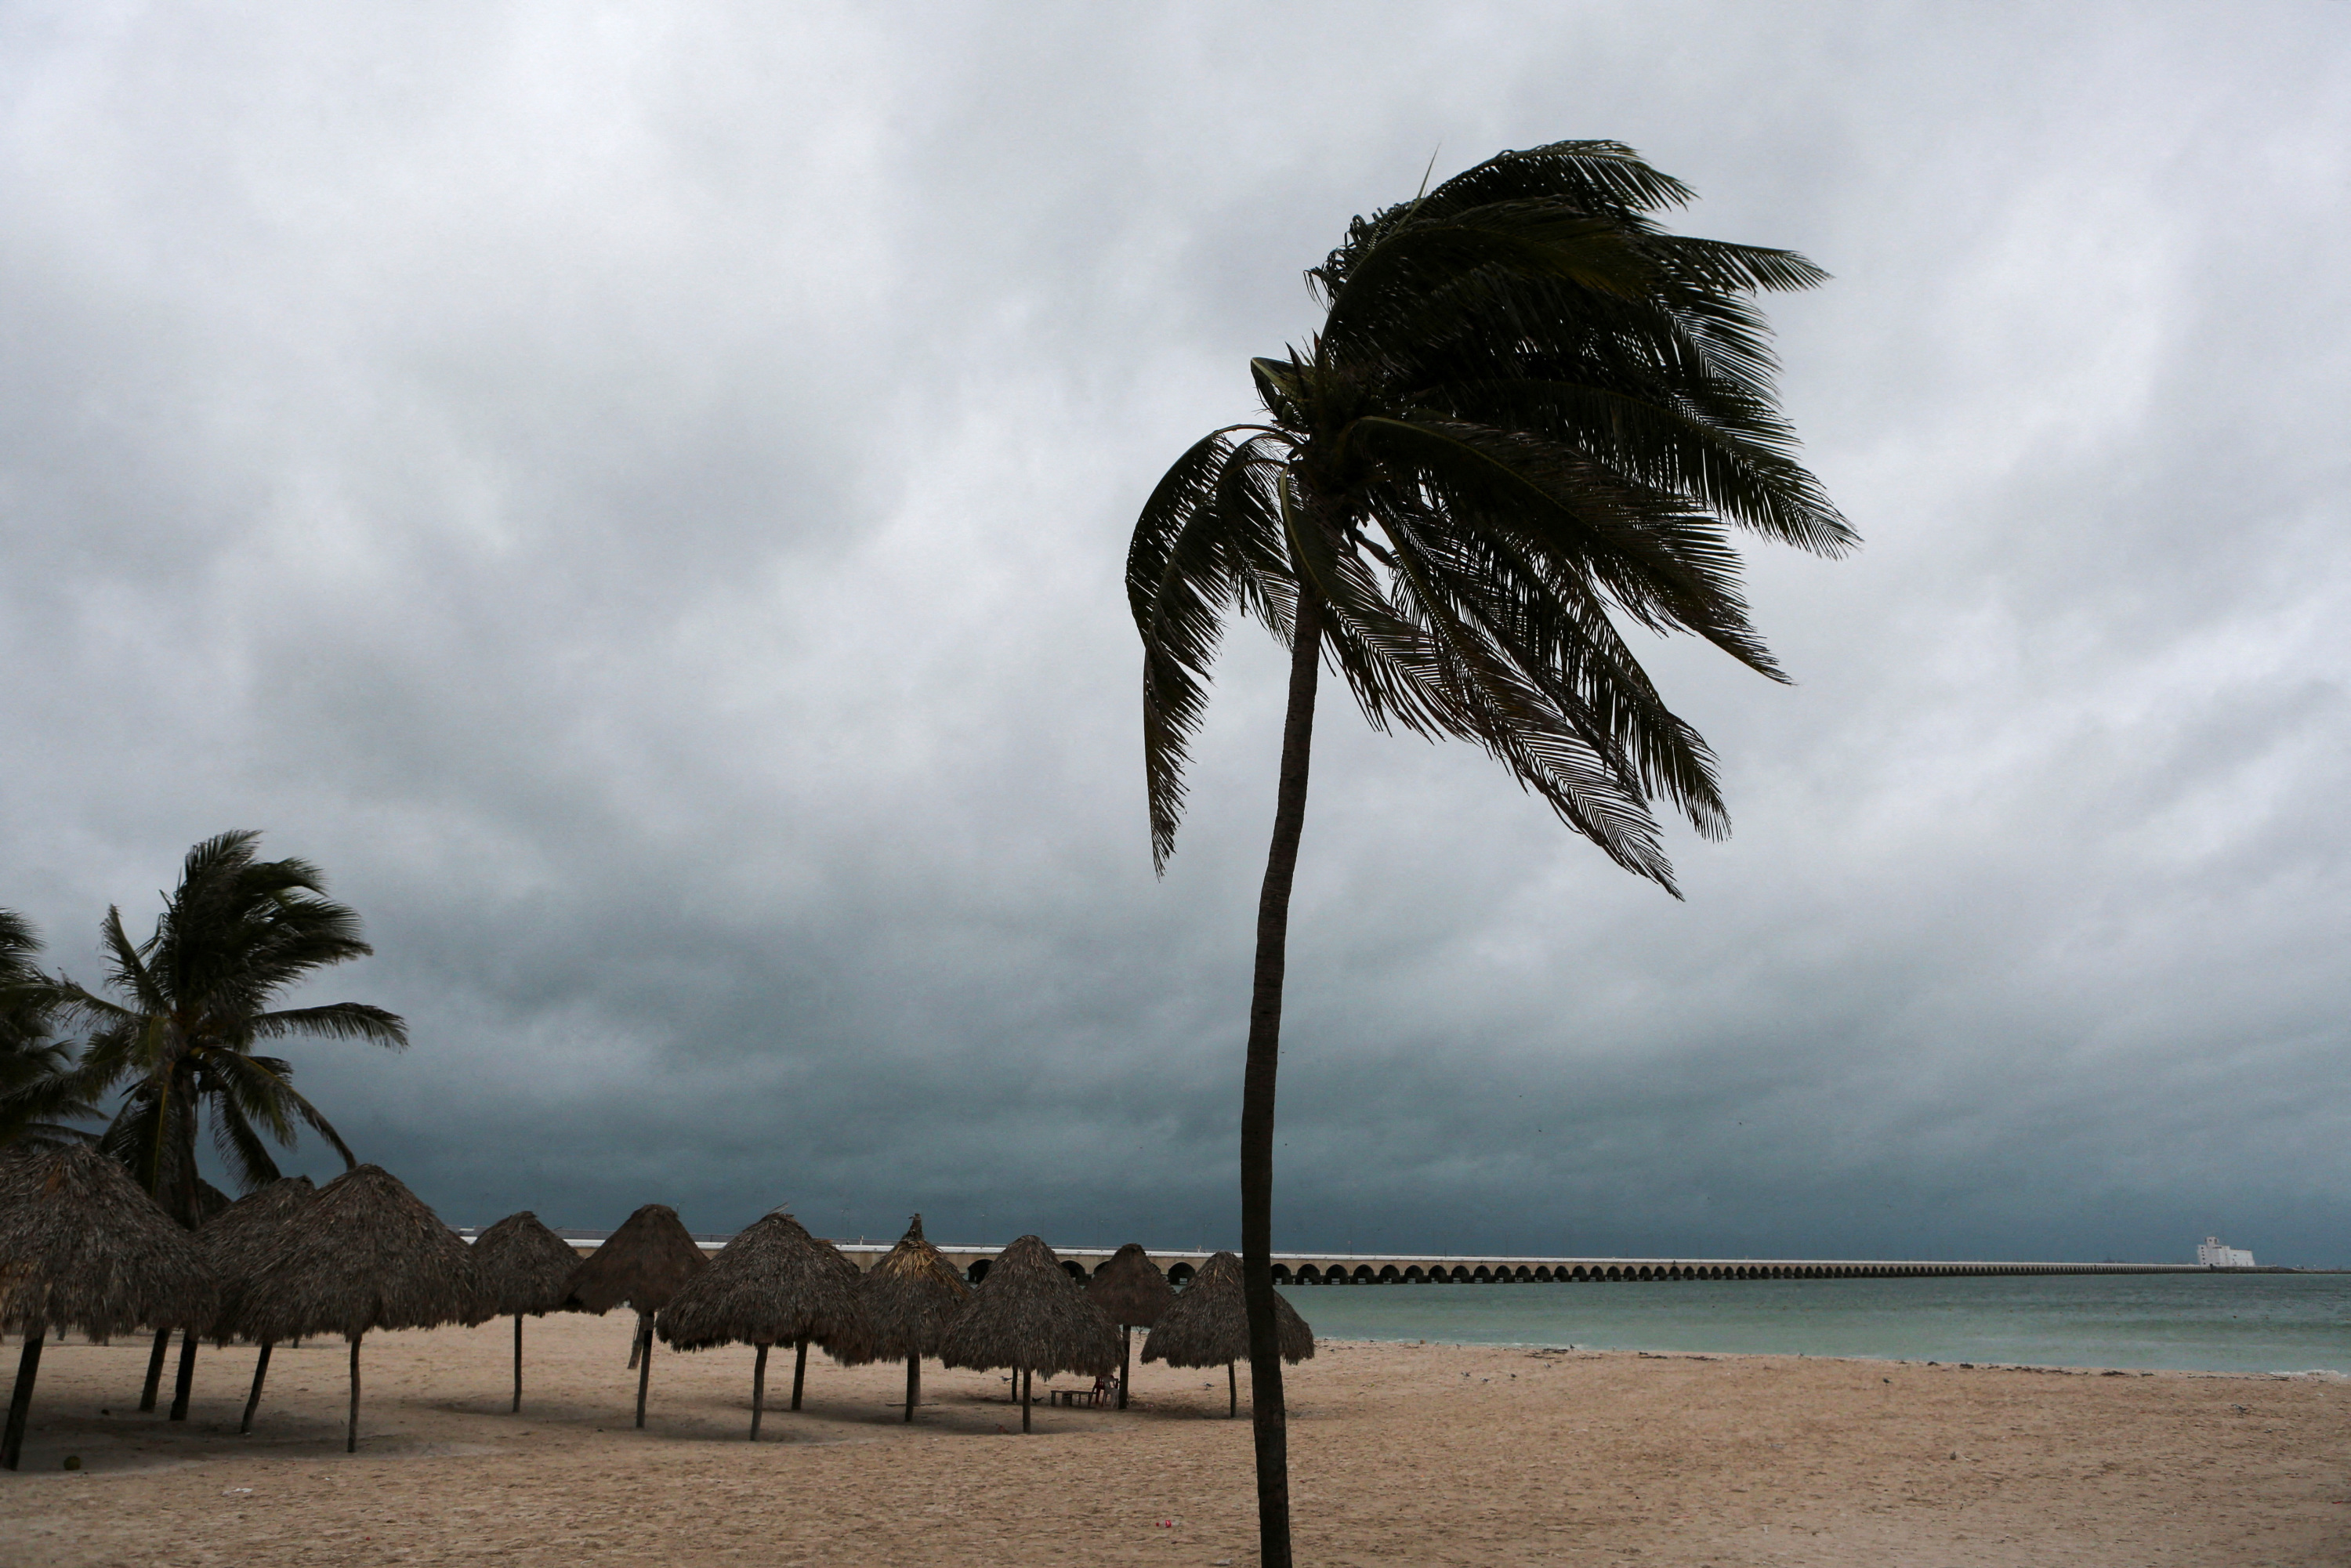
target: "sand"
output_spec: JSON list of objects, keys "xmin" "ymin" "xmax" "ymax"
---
[{"xmin": 2, "ymin": 1311, "xmax": 2344, "ymax": 1566}]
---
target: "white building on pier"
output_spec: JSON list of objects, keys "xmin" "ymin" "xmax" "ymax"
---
[{"xmin": 2196, "ymin": 1236, "xmax": 2256, "ymax": 1268}]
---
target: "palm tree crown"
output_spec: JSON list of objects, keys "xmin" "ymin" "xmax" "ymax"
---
[
  {"xmin": 0, "ymin": 908, "xmax": 102, "ymax": 1150},
  {"xmin": 54, "ymin": 831, "xmax": 406, "ymax": 1223},
  {"xmin": 1130, "ymin": 139, "xmax": 1856, "ymax": 890}
]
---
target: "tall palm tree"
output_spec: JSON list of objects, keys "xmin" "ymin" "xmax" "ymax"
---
[
  {"xmin": 1128, "ymin": 141, "xmax": 1853, "ymax": 1566},
  {"xmin": 56, "ymin": 831, "xmax": 407, "ymax": 1220},
  {"xmin": 0, "ymin": 909, "xmax": 102, "ymax": 1150},
  {"xmin": 53, "ymin": 831, "xmax": 406, "ymax": 1414}
]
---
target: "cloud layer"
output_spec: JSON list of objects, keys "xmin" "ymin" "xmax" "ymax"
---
[{"xmin": 5, "ymin": 3, "xmax": 2346, "ymax": 1264}]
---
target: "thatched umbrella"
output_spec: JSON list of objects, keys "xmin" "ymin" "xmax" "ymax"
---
[
  {"xmin": 857, "ymin": 1214, "xmax": 973, "ymax": 1423},
  {"xmin": 563, "ymin": 1202, "xmax": 707, "ymax": 1429},
  {"xmin": 937, "ymin": 1235, "xmax": 1118, "ymax": 1433},
  {"xmin": 0, "ymin": 1145, "xmax": 217, "ymax": 1470},
  {"xmin": 1141, "ymin": 1250, "xmax": 1314, "ymax": 1418},
  {"xmin": 469, "ymin": 1211, "xmax": 581, "ymax": 1414},
  {"xmin": 657, "ymin": 1209, "xmax": 871, "ymax": 1439},
  {"xmin": 196, "ymin": 1175, "xmax": 316, "ymax": 1434},
  {"xmin": 237, "ymin": 1164, "xmax": 487, "ymax": 1453},
  {"xmin": 1086, "ymin": 1242, "xmax": 1173, "ymax": 1411}
]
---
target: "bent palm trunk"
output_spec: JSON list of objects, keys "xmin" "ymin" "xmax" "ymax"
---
[{"xmin": 1240, "ymin": 589, "xmax": 1323, "ymax": 1566}]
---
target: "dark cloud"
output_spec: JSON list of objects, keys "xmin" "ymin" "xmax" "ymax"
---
[{"xmin": 4, "ymin": 4, "xmax": 2346, "ymax": 1266}]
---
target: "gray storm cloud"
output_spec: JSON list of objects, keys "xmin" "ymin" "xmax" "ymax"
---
[{"xmin": 3, "ymin": 3, "xmax": 2346, "ymax": 1264}]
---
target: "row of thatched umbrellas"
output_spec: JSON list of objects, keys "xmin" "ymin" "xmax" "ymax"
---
[{"xmin": 0, "ymin": 1143, "xmax": 1313, "ymax": 1467}]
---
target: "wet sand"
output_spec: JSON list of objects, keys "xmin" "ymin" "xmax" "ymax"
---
[{"xmin": 2, "ymin": 1311, "xmax": 2345, "ymax": 1565}]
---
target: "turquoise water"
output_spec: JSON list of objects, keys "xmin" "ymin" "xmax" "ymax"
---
[{"xmin": 1275, "ymin": 1273, "xmax": 2351, "ymax": 1374}]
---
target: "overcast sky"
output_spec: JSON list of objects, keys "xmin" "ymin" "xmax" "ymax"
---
[{"xmin": 4, "ymin": 3, "xmax": 2346, "ymax": 1266}]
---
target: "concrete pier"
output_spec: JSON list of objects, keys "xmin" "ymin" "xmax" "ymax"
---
[{"xmin": 511, "ymin": 1230, "xmax": 2244, "ymax": 1284}]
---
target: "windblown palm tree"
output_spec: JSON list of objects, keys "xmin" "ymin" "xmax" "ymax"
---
[
  {"xmin": 1128, "ymin": 141, "xmax": 1853, "ymax": 1566},
  {"xmin": 52, "ymin": 831, "xmax": 406, "ymax": 1414},
  {"xmin": 0, "ymin": 909, "xmax": 101, "ymax": 1150}
]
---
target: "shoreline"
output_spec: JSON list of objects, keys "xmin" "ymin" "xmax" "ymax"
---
[{"xmin": 1317, "ymin": 1335, "xmax": 2351, "ymax": 1379}]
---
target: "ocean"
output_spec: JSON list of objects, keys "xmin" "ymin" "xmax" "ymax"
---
[{"xmin": 1275, "ymin": 1272, "xmax": 2351, "ymax": 1374}]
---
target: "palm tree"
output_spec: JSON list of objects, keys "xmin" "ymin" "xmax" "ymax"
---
[
  {"xmin": 1128, "ymin": 141, "xmax": 1853, "ymax": 1566},
  {"xmin": 53, "ymin": 830, "xmax": 406, "ymax": 1414},
  {"xmin": 0, "ymin": 909, "xmax": 101, "ymax": 1150}
]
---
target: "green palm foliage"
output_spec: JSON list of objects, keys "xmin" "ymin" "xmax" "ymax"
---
[
  {"xmin": 52, "ymin": 831, "xmax": 407, "ymax": 1226},
  {"xmin": 1128, "ymin": 142, "xmax": 1852, "ymax": 1566},
  {"xmin": 0, "ymin": 909, "xmax": 102, "ymax": 1150}
]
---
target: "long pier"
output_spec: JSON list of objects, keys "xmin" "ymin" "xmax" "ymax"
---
[{"xmin": 516, "ymin": 1230, "xmax": 2238, "ymax": 1284}]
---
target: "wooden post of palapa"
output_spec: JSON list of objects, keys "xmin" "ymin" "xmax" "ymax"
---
[
  {"xmin": 168, "ymin": 1328, "xmax": 197, "ymax": 1421},
  {"xmin": 790, "ymin": 1334, "xmax": 809, "ymax": 1410},
  {"xmin": 2, "ymin": 1332, "xmax": 43, "ymax": 1471},
  {"xmin": 138, "ymin": 1327, "xmax": 169, "ymax": 1410},
  {"xmin": 240, "ymin": 1343, "xmax": 272, "ymax": 1434},
  {"xmin": 511, "ymin": 1314, "xmax": 523, "ymax": 1412},
  {"xmin": 345, "ymin": 1334, "xmax": 361, "ymax": 1454},
  {"xmin": 633, "ymin": 1316, "xmax": 653, "ymax": 1428}
]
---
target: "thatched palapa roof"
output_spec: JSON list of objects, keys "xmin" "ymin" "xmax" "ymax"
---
[
  {"xmin": 657, "ymin": 1210, "xmax": 871, "ymax": 1354},
  {"xmin": 565, "ymin": 1203, "xmax": 706, "ymax": 1315},
  {"xmin": 0, "ymin": 1144, "xmax": 217, "ymax": 1338},
  {"xmin": 196, "ymin": 1175, "xmax": 315, "ymax": 1342},
  {"xmin": 937, "ymin": 1235, "xmax": 1118, "ymax": 1378},
  {"xmin": 1086, "ymin": 1242, "xmax": 1173, "ymax": 1328},
  {"xmin": 471, "ymin": 1211, "xmax": 582, "ymax": 1317},
  {"xmin": 237, "ymin": 1164, "xmax": 487, "ymax": 1342},
  {"xmin": 858, "ymin": 1214, "xmax": 973, "ymax": 1361},
  {"xmin": 1141, "ymin": 1251, "xmax": 1314, "ymax": 1367}
]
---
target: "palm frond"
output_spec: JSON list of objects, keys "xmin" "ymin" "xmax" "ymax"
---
[{"xmin": 248, "ymin": 1002, "xmax": 407, "ymax": 1048}]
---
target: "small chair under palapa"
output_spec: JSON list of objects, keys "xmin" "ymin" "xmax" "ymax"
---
[
  {"xmin": 936, "ymin": 1235, "xmax": 1118, "ymax": 1433},
  {"xmin": 656, "ymin": 1209, "xmax": 871, "ymax": 1439},
  {"xmin": 1141, "ymin": 1249, "xmax": 1314, "ymax": 1417},
  {"xmin": 197, "ymin": 1175, "xmax": 316, "ymax": 1434},
  {"xmin": 857, "ymin": 1214, "xmax": 973, "ymax": 1422},
  {"xmin": 1085, "ymin": 1241, "xmax": 1173, "ymax": 1410},
  {"xmin": 469, "ymin": 1211, "xmax": 582, "ymax": 1414},
  {"xmin": 236, "ymin": 1164, "xmax": 487, "ymax": 1452},
  {"xmin": 563, "ymin": 1202, "xmax": 707, "ymax": 1429},
  {"xmin": 0, "ymin": 1145, "xmax": 219, "ymax": 1470}
]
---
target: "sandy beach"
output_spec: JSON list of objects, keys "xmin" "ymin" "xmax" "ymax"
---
[{"xmin": 2, "ymin": 1311, "xmax": 2344, "ymax": 1566}]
